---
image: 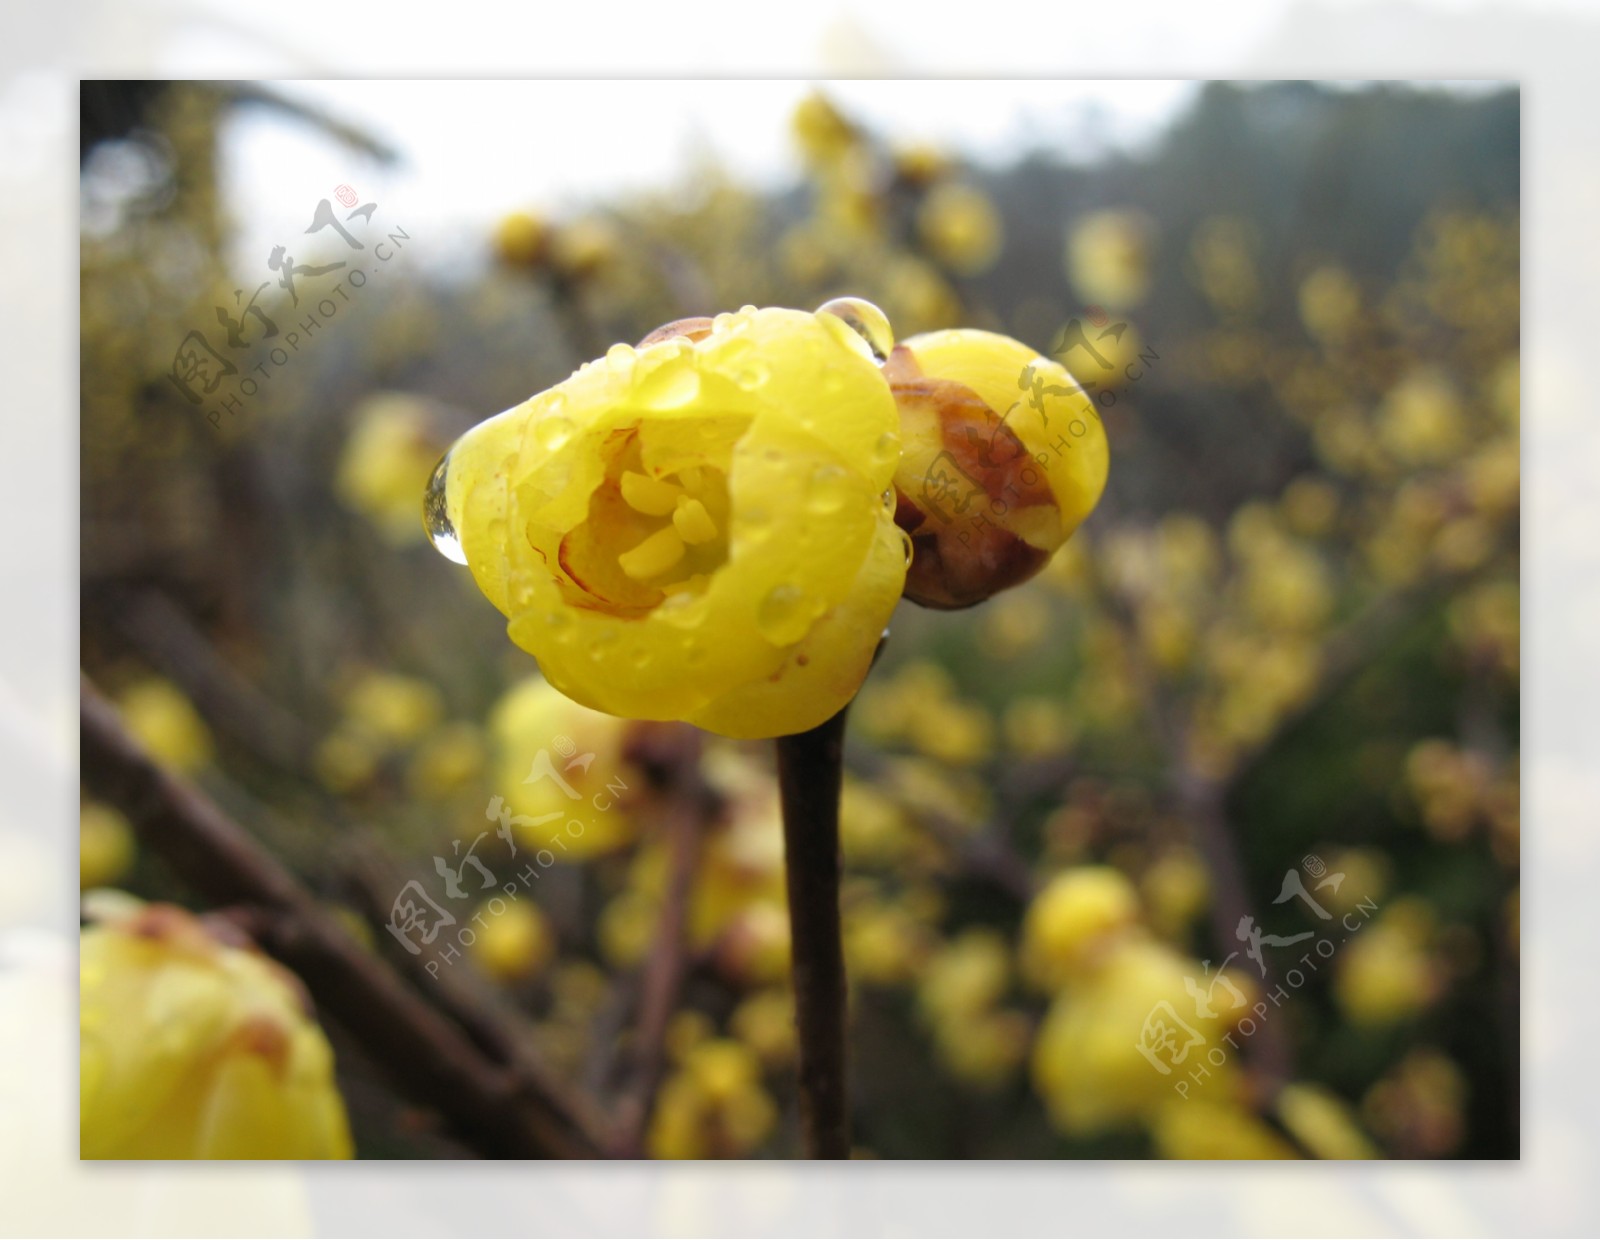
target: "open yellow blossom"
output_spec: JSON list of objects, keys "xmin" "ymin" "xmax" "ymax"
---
[
  {"xmin": 489, "ymin": 676, "xmax": 640, "ymax": 858},
  {"xmin": 888, "ymin": 329, "xmax": 1109, "ymax": 608},
  {"xmin": 81, "ymin": 903, "xmax": 352, "ymax": 1159},
  {"xmin": 432, "ymin": 306, "xmax": 906, "ymax": 738}
]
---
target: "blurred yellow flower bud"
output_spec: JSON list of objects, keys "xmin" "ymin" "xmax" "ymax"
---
[
  {"xmin": 550, "ymin": 217, "xmax": 619, "ymax": 280},
  {"xmin": 648, "ymin": 1039, "xmax": 776, "ymax": 1159},
  {"xmin": 79, "ymin": 801, "xmax": 135, "ymax": 890},
  {"xmin": 431, "ymin": 306, "xmax": 906, "ymax": 738},
  {"xmin": 341, "ymin": 669, "xmax": 443, "ymax": 747},
  {"xmin": 887, "ymin": 329, "xmax": 1109, "ymax": 608},
  {"xmin": 1032, "ymin": 937, "xmax": 1245, "ymax": 1135},
  {"xmin": 116, "ymin": 678, "xmax": 213, "ymax": 774},
  {"xmin": 1151, "ymin": 1099, "xmax": 1297, "ymax": 1159},
  {"xmin": 335, "ymin": 393, "xmax": 446, "ymax": 545},
  {"xmin": 1021, "ymin": 866, "xmax": 1141, "ymax": 989},
  {"xmin": 1066, "ymin": 210, "xmax": 1154, "ymax": 311},
  {"xmin": 493, "ymin": 209, "xmax": 548, "ymax": 268},
  {"xmin": 488, "ymin": 676, "xmax": 640, "ymax": 858},
  {"xmin": 917, "ymin": 182, "xmax": 1003, "ymax": 275},
  {"xmin": 791, "ymin": 91, "xmax": 859, "ymax": 167},
  {"xmin": 1297, "ymin": 265, "xmax": 1360, "ymax": 343},
  {"xmin": 80, "ymin": 903, "xmax": 352, "ymax": 1159},
  {"xmin": 469, "ymin": 899, "xmax": 555, "ymax": 984}
]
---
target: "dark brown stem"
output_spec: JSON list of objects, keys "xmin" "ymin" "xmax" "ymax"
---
[
  {"xmin": 775, "ymin": 706, "xmax": 852, "ymax": 1159},
  {"xmin": 79, "ymin": 676, "xmax": 606, "ymax": 1159}
]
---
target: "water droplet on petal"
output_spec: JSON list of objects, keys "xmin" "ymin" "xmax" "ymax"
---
[
  {"xmin": 733, "ymin": 359, "xmax": 771, "ymax": 391},
  {"xmin": 873, "ymin": 431, "xmax": 902, "ymax": 469},
  {"xmin": 535, "ymin": 416, "xmax": 575, "ymax": 452},
  {"xmin": 634, "ymin": 357, "xmax": 701, "ymax": 410},
  {"xmin": 900, "ymin": 529, "xmax": 915, "ymax": 567},
  {"xmin": 816, "ymin": 296, "xmax": 894, "ymax": 363},
  {"xmin": 807, "ymin": 463, "xmax": 853, "ymax": 514},
  {"xmin": 423, "ymin": 451, "xmax": 468, "ymax": 564},
  {"xmin": 756, "ymin": 583, "xmax": 814, "ymax": 646},
  {"xmin": 881, "ymin": 486, "xmax": 897, "ymax": 516}
]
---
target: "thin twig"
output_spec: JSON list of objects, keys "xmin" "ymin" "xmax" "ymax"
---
[
  {"xmin": 775, "ymin": 707, "xmax": 852, "ymax": 1159},
  {"xmin": 80, "ymin": 676, "xmax": 606, "ymax": 1159}
]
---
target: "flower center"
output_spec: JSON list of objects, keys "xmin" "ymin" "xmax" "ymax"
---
[{"xmin": 556, "ymin": 424, "xmax": 735, "ymax": 616}]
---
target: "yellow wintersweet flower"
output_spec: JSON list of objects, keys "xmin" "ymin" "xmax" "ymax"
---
[
  {"xmin": 916, "ymin": 182, "xmax": 1003, "ymax": 275},
  {"xmin": 469, "ymin": 900, "xmax": 555, "ymax": 984},
  {"xmin": 341, "ymin": 669, "xmax": 443, "ymax": 747},
  {"xmin": 887, "ymin": 329, "xmax": 1109, "ymax": 608},
  {"xmin": 335, "ymin": 393, "xmax": 446, "ymax": 545},
  {"xmin": 1066, "ymin": 210, "xmax": 1154, "ymax": 311},
  {"xmin": 648, "ymin": 1039, "xmax": 777, "ymax": 1159},
  {"xmin": 80, "ymin": 903, "xmax": 352, "ymax": 1159},
  {"xmin": 115, "ymin": 677, "xmax": 213, "ymax": 774},
  {"xmin": 1151, "ymin": 1099, "xmax": 1297, "ymax": 1159},
  {"xmin": 79, "ymin": 801, "xmax": 135, "ymax": 890},
  {"xmin": 488, "ymin": 676, "xmax": 640, "ymax": 858},
  {"xmin": 1021, "ymin": 866, "xmax": 1142, "ymax": 990},
  {"xmin": 432, "ymin": 306, "xmax": 906, "ymax": 738}
]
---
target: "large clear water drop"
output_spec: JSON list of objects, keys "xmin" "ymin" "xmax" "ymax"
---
[
  {"xmin": 422, "ymin": 450, "xmax": 468, "ymax": 565},
  {"xmin": 816, "ymin": 296, "xmax": 894, "ymax": 363}
]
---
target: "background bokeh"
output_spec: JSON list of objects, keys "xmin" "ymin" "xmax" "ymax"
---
[{"xmin": 76, "ymin": 79, "xmax": 1518, "ymax": 1162}]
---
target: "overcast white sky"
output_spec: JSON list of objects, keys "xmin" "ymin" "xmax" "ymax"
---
[{"xmin": 215, "ymin": 80, "xmax": 1204, "ymax": 279}]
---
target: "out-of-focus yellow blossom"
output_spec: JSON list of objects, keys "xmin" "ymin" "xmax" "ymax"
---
[
  {"xmin": 598, "ymin": 888, "xmax": 656, "ymax": 968},
  {"xmin": 1151, "ymin": 1099, "xmax": 1297, "ymax": 1159},
  {"xmin": 980, "ymin": 587, "xmax": 1052, "ymax": 656},
  {"xmin": 1335, "ymin": 899, "xmax": 1442, "ymax": 1027},
  {"xmin": 1276, "ymin": 1082, "xmax": 1378, "ymax": 1158},
  {"xmin": 918, "ymin": 928, "xmax": 1011, "ymax": 1027},
  {"xmin": 1298, "ymin": 265, "xmax": 1360, "ymax": 344},
  {"xmin": 488, "ymin": 676, "xmax": 640, "ymax": 858},
  {"xmin": 1066, "ymin": 210, "xmax": 1153, "ymax": 310},
  {"xmin": 844, "ymin": 894, "xmax": 934, "ymax": 987},
  {"xmin": 1190, "ymin": 215, "xmax": 1261, "ymax": 315},
  {"xmin": 893, "ymin": 142, "xmax": 949, "ymax": 186},
  {"xmin": 1316, "ymin": 848, "xmax": 1391, "ymax": 916},
  {"xmin": 917, "ymin": 182, "xmax": 1003, "ymax": 275},
  {"xmin": 1464, "ymin": 437, "xmax": 1519, "ymax": 517},
  {"xmin": 1363, "ymin": 1047, "xmax": 1467, "ymax": 1157},
  {"xmin": 648, "ymin": 1039, "xmax": 776, "ymax": 1159},
  {"xmin": 730, "ymin": 989, "xmax": 797, "ymax": 1067},
  {"xmin": 888, "ymin": 329, "xmax": 1109, "ymax": 608},
  {"xmin": 81, "ymin": 903, "xmax": 352, "ymax": 1159},
  {"xmin": 1378, "ymin": 367, "xmax": 1464, "ymax": 465},
  {"xmin": 1241, "ymin": 539, "xmax": 1334, "ymax": 633},
  {"xmin": 881, "ymin": 255, "xmax": 962, "ymax": 334},
  {"xmin": 839, "ymin": 777, "xmax": 916, "ymax": 867},
  {"xmin": 1281, "ymin": 476, "xmax": 1341, "ymax": 538},
  {"xmin": 405, "ymin": 721, "xmax": 487, "ymax": 800},
  {"xmin": 791, "ymin": 91, "xmax": 860, "ymax": 167},
  {"xmin": 469, "ymin": 900, "xmax": 555, "ymax": 984},
  {"xmin": 116, "ymin": 677, "xmax": 213, "ymax": 774},
  {"xmin": 932, "ymin": 1008, "xmax": 1031, "ymax": 1090},
  {"xmin": 550, "ymin": 216, "xmax": 619, "ymax": 279},
  {"xmin": 1021, "ymin": 867, "xmax": 1141, "ymax": 990},
  {"xmin": 1031, "ymin": 936, "xmax": 1248, "ymax": 1135},
  {"xmin": 336, "ymin": 394, "xmax": 446, "ymax": 545},
  {"xmin": 312, "ymin": 724, "xmax": 380, "ymax": 794},
  {"xmin": 1406, "ymin": 738, "xmax": 1492, "ymax": 841},
  {"xmin": 79, "ymin": 801, "xmax": 135, "ymax": 890},
  {"xmin": 1002, "ymin": 696, "xmax": 1077, "ymax": 758},
  {"xmin": 1488, "ymin": 353, "xmax": 1519, "ymax": 427},
  {"xmin": 1449, "ymin": 579, "xmax": 1518, "ymax": 677},
  {"xmin": 341, "ymin": 669, "xmax": 443, "ymax": 747},
  {"xmin": 493, "ymin": 209, "xmax": 548, "ymax": 268},
  {"xmin": 1056, "ymin": 315, "xmax": 1147, "ymax": 393},
  {"xmin": 1140, "ymin": 849, "xmax": 1210, "ymax": 939},
  {"xmin": 436, "ymin": 306, "xmax": 906, "ymax": 738}
]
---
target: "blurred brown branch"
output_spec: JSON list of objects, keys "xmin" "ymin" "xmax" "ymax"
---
[{"xmin": 79, "ymin": 676, "xmax": 607, "ymax": 1159}]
